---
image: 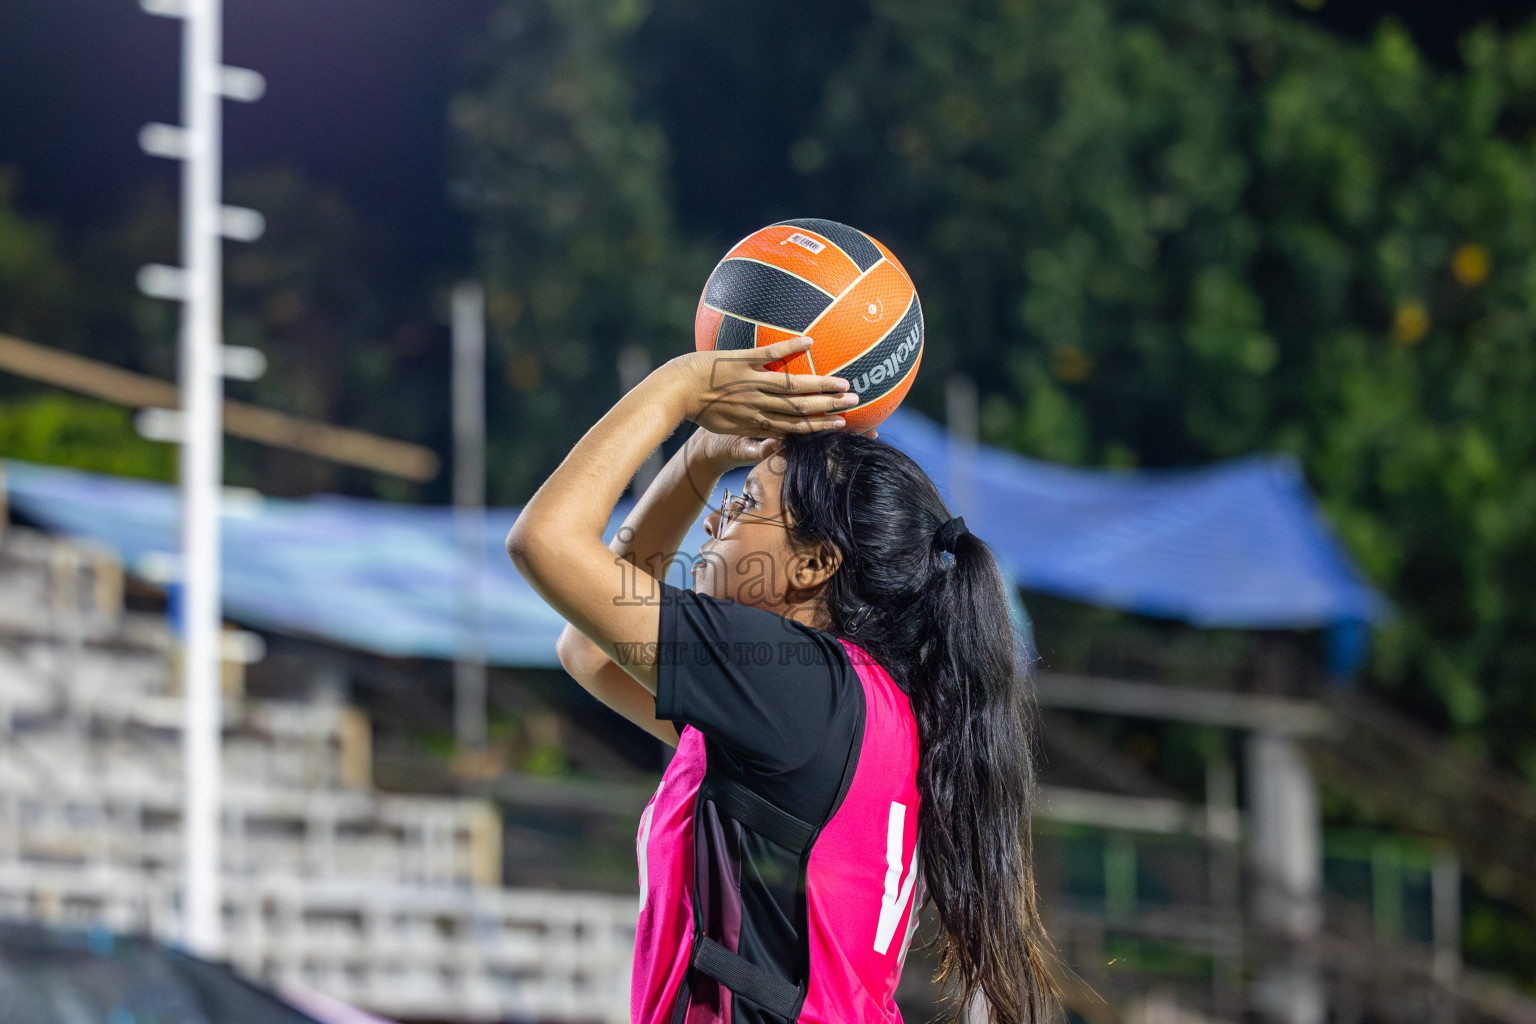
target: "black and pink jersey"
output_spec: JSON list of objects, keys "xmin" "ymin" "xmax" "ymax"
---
[{"xmin": 633, "ymin": 584, "xmax": 924, "ymax": 1024}]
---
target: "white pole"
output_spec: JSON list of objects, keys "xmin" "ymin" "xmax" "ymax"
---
[
  {"xmin": 452, "ymin": 282, "xmax": 488, "ymax": 751},
  {"xmin": 140, "ymin": 0, "xmax": 264, "ymax": 957},
  {"xmin": 179, "ymin": 0, "xmax": 225, "ymax": 957},
  {"xmin": 1432, "ymin": 849, "xmax": 1461, "ymax": 1024},
  {"xmin": 618, "ymin": 345, "xmax": 663, "ymax": 496},
  {"xmin": 945, "ymin": 375, "xmax": 978, "ymax": 520},
  {"xmin": 1245, "ymin": 730, "xmax": 1325, "ymax": 1024}
]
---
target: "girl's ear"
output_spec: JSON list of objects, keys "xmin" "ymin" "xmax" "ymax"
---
[{"xmin": 791, "ymin": 540, "xmax": 842, "ymax": 590}]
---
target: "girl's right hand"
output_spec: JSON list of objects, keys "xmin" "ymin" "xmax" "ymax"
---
[{"xmin": 670, "ymin": 336, "xmax": 858, "ymax": 439}]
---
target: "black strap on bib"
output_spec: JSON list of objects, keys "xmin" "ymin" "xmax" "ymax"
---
[
  {"xmin": 703, "ymin": 775, "xmax": 815, "ymax": 853},
  {"xmin": 688, "ymin": 774, "xmax": 815, "ymax": 1019},
  {"xmin": 668, "ymin": 971, "xmax": 692, "ymax": 1024},
  {"xmin": 684, "ymin": 695, "xmax": 868, "ymax": 1024},
  {"xmin": 693, "ymin": 937, "xmax": 802, "ymax": 1018}
]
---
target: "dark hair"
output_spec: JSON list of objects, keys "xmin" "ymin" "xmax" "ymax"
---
[{"xmin": 777, "ymin": 431, "xmax": 1056, "ymax": 1024}]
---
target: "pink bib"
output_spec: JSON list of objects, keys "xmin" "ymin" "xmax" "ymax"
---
[{"xmin": 632, "ymin": 642, "xmax": 922, "ymax": 1024}]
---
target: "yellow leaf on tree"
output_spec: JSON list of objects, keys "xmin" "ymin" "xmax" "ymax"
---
[
  {"xmin": 1451, "ymin": 243, "xmax": 1490, "ymax": 288},
  {"xmin": 1392, "ymin": 301, "xmax": 1429, "ymax": 346}
]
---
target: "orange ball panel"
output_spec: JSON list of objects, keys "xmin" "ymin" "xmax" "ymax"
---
[
  {"xmin": 724, "ymin": 225, "xmax": 862, "ymax": 297},
  {"xmin": 802, "ymin": 260, "xmax": 914, "ymax": 375}
]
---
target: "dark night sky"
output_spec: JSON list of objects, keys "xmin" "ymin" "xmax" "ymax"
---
[
  {"xmin": 0, "ymin": 0, "xmax": 492, "ymax": 273},
  {"xmin": 0, "ymin": 0, "xmax": 1533, "ymax": 280}
]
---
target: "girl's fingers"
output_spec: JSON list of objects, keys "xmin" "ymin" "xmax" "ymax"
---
[
  {"xmin": 756, "ymin": 335, "xmax": 815, "ymax": 364},
  {"xmin": 731, "ymin": 340, "xmax": 850, "ymax": 392},
  {"xmin": 775, "ymin": 371, "xmax": 852, "ymax": 394},
  {"xmin": 752, "ymin": 338, "xmax": 853, "ymax": 391},
  {"xmin": 764, "ymin": 413, "xmax": 847, "ymax": 435},
  {"xmin": 741, "ymin": 437, "xmax": 783, "ymax": 462},
  {"xmin": 747, "ymin": 371, "xmax": 852, "ymax": 396},
  {"xmin": 794, "ymin": 393, "xmax": 860, "ymax": 416},
  {"xmin": 716, "ymin": 411, "xmax": 847, "ymax": 440},
  {"xmin": 792, "ymin": 414, "xmax": 848, "ymax": 433},
  {"xmin": 725, "ymin": 387, "xmax": 858, "ymax": 413},
  {"xmin": 741, "ymin": 394, "xmax": 858, "ymax": 421}
]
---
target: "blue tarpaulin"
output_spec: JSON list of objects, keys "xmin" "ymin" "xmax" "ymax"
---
[
  {"xmin": 1, "ymin": 408, "xmax": 1387, "ymax": 671},
  {"xmin": 875, "ymin": 412, "xmax": 1388, "ymax": 630}
]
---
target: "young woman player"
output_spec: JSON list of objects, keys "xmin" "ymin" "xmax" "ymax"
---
[{"xmin": 506, "ymin": 336, "xmax": 1054, "ymax": 1024}]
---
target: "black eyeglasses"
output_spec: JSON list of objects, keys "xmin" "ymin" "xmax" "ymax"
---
[{"xmin": 715, "ymin": 487, "xmax": 792, "ymax": 529}]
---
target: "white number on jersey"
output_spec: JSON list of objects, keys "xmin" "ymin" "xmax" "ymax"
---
[
  {"xmin": 874, "ymin": 801, "xmax": 919, "ymax": 954},
  {"xmin": 637, "ymin": 780, "xmax": 663, "ymax": 912}
]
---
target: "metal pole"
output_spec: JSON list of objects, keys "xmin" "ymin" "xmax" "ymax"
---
[
  {"xmin": 618, "ymin": 345, "xmax": 663, "ymax": 496},
  {"xmin": 945, "ymin": 375, "xmax": 978, "ymax": 519},
  {"xmin": 1205, "ymin": 756, "xmax": 1244, "ymax": 1022},
  {"xmin": 1432, "ymin": 850, "xmax": 1461, "ymax": 1024},
  {"xmin": 140, "ymin": 0, "xmax": 264, "ymax": 956},
  {"xmin": 452, "ymin": 282, "xmax": 488, "ymax": 751},
  {"xmin": 1246, "ymin": 730, "xmax": 1325, "ymax": 1024},
  {"xmin": 617, "ymin": 344, "xmax": 672, "ymax": 769},
  {"xmin": 179, "ymin": 0, "xmax": 224, "ymax": 956}
]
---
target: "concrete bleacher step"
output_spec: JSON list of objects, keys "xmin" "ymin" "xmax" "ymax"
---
[
  {"xmin": 0, "ymin": 770, "xmax": 502, "ymax": 887},
  {"xmin": 0, "ymin": 528, "xmax": 123, "ymax": 645},
  {"xmin": 0, "ymin": 523, "xmax": 638, "ymax": 1022},
  {"xmin": 0, "ymin": 597, "xmax": 372, "ymax": 794},
  {"xmin": 0, "ymin": 697, "xmax": 373, "ymax": 792}
]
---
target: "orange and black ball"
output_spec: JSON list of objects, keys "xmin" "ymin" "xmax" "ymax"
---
[{"xmin": 694, "ymin": 218, "xmax": 923, "ymax": 432}]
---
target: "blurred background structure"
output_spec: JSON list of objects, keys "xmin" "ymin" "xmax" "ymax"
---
[{"xmin": 2, "ymin": 0, "xmax": 1536, "ymax": 1021}]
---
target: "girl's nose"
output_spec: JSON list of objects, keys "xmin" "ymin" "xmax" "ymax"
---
[{"xmin": 703, "ymin": 508, "xmax": 722, "ymax": 539}]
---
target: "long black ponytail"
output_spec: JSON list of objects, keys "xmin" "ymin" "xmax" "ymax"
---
[{"xmin": 777, "ymin": 431, "xmax": 1056, "ymax": 1024}]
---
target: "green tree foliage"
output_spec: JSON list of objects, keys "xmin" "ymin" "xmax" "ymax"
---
[
  {"xmin": 455, "ymin": 0, "xmax": 1536, "ymax": 783},
  {"xmin": 790, "ymin": 0, "xmax": 1536, "ymax": 780},
  {"xmin": 0, "ymin": 394, "xmax": 174, "ymax": 481},
  {"xmin": 84, "ymin": 170, "xmax": 446, "ymax": 499},
  {"xmin": 450, "ymin": 0, "xmax": 713, "ymax": 502},
  {"xmin": 0, "ymin": 173, "xmax": 169, "ymax": 476},
  {"xmin": 1253, "ymin": 22, "xmax": 1536, "ymax": 770},
  {"xmin": 0, "ymin": 169, "xmax": 72, "ymax": 352},
  {"xmin": 456, "ymin": 0, "xmax": 1536, "ymax": 975},
  {"xmin": 805, "ymin": 0, "xmax": 1283, "ymax": 467},
  {"xmin": 222, "ymin": 169, "xmax": 444, "ymax": 498}
]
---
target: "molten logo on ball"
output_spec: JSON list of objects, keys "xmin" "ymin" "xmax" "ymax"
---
[{"xmin": 847, "ymin": 325, "xmax": 921, "ymax": 400}]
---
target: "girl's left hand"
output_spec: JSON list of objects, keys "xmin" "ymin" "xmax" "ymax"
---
[
  {"xmin": 687, "ymin": 429, "xmax": 781, "ymax": 474},
  {"xmin": 671, "ymin": 336, "xmax": 859, "ymax": 439}
]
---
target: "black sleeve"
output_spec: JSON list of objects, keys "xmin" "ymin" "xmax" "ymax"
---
[{"xmin": 655, "ymin": 582, "xmax": 853, "ymax": 775}]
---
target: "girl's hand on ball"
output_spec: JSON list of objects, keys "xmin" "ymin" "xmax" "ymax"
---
[
  {"xmin": 687, "ymin": 430, "xmax": 781, "ymax": 473},
  {"xmin": 673, "ymin": 336, "xmax": 858, "ymax": 438}
]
